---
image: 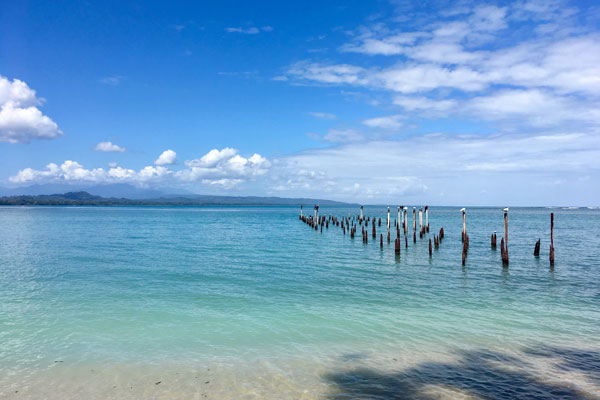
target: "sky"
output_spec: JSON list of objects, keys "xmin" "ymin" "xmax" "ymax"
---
[{"xmin": 0, "ymin": 0, "xmax": 599, "ymax": 206}]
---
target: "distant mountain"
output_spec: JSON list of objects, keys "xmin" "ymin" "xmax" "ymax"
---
[
  {"xmin": 0, "ymin": 191, "xmax": 353, "ymax": 206},
  {"xmin": 0, "ymin": 183, "xmax": 194, "ymax": 199}
]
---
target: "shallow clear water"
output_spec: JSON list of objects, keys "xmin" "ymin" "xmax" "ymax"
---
[{"xmin": 0, "ymin": 206, "xmax": 599, "ymax": 399}]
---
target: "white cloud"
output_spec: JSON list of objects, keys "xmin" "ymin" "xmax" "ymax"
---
[
  {"xmin": 393, "ymin": 96, "xmax": 457, "ymax": 113},
  {"xmin": 0, "ymin": 75, "xmax": 62, "ymax": 143},
  {"xmin": 154, "ymin": 149, "xmax": 177, "ymax": 165},
  {"xmin": 268, "ymin": 130, "xmax": 600, "ymax": 204},
  {"xmin": 9, "ymin": 148, "xmax": 271, "ymax": 191},
  {"xmin": 178, "ymin": 148, "xmax": 271, "ymax": 182},
  {"xmin": 322, "ymin": 129, "xmax": 365, "ymax": 143},
  {"xmin": 308, "ymin": 111, "xmax": 336, "ymax": 119},
  {"xmin": 225, "ymin": 27, "xmax": 260, "ymax": 34},
  {"xmin": 362, "ymin": 115, "xmax": 403, "ymax": 130},
  {"xmin": 283, "ymin": 4, "xmax": 600, "ymax": 133},
  {"xmin": 94, "ymin": 141, "xmax": 125, "ymax": 152}
]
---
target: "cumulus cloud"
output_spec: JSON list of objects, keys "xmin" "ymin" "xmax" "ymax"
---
[
  {"xmin": 9, "ymin": 160, "xmax": 170, "ymax": 184},
  {"xmin": 154, "ymin": 149, "xmax": 177, "ymax": 165},
  {"xmin": 0, "ymin": 75, "xmax": 62, "ymax": 143},
  {"xmin": 9, "ymin": 148, "xmax": 271, "ymax": 191},
  {"xmin": 94, "ymin": 141, "xmax": 125, "ymax": 152},
  {"xmin": 178, "ymin": 148, "xmax": 271, "ymax": 184}
]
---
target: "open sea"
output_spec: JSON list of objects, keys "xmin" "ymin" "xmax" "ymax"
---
[{"xmin": 0, "ymin": 205, "xmax": 599, "ymax": 399}]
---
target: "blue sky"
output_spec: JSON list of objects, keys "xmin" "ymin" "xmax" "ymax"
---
[{"xmin": 1, "ymin": 0, "xmax": 599, "ymax": 205}]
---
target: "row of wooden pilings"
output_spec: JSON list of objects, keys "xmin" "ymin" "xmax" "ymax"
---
[{"xmin": 299, "ymin": 205, "xmax": 556, "ymax": 267}]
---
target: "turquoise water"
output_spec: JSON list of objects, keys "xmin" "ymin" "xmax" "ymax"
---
[{"xmin": 1, "ymin": 206, "xmax": 599, "ymax": 399}]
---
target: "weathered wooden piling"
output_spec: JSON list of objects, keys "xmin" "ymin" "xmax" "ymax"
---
[
  {"xmin": 491, "ymin": 231, "xmax": 497, "ymax": 249},
  {"xmin": 462, "ymin": 237, "xmax": 468, "ymax": 266},
  {"xmin": 460, "ymin": 208, "xmax": 466, "ymax": 242},
  {"xmin": 380, "ymin": 233, "xmax": 383, "ymax": 248},
  {"xmin": 413, "ymin": 207, "xmax": 416, "ymax": 233},
  {"xmin": 395, "ymin": 237, "xmax": 400, "ymax": 254},
  {"xmin": 534, "ymin": 239, "xmax": 540, "ymax": 256},
  {"xmin": 425, "ymin": 205, "xmax": 429, "ymax": 232},
  {"xmin": 388, "ymin": 207, "xmax": 391, "ymax": 231},
  {"xmin": 372, "ymin": 223, "xmax": 376, "ymax": 239},
  {"xmin": 419, "ymin": 208, "xmax": 423, "ymax": 232},
  {"xmin": 439, "ymin": 226, "xmax": 444, "ymax": 240},
  {"xmin": 549, "ymin": 213, "xmax": 555, "ymax": 266},
  {"xmin": 501, "ymin": 209, "xmax": 509, "ymax": 266},
  {"xmin": 360, "ymin": 205, "xmax": 363, "ymax": 220},
  {"xmin": 429, "ymin": 238, "xmax": 432, "ymax": 257},
  {"xmin": 387, "ymin": 230, "xmax": 390, "ymax": 243}
]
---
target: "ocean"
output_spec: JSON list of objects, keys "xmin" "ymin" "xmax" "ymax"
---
[{"xmin": 1, "ymin": 205, "xmax": 599, "ymax": 399}]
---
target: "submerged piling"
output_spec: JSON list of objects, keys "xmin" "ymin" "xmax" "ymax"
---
[
  {"xmin": 534, "ymin": 239, "xmax": 540, "ymax": 256},
  {"xmin": 388, "ymin": 207, "xmax": 391, "ymax": 231},
  {"xmin": 550, "ymin": 213, "xmax": 555, "ymax": 267},
  {"xmin": 429, "ymin": 238, "xmax": 432, "ymax": 257},
  {"xmin": 460, "ymin": 208, "xmax": 466, "ymax": 242},
  {"xmin": 501, "ymin": 209, "xmax": 509, "ymax": 266},
  {"xmin": 413, "ymin": 207, "xmax": 416, "ymax": 234}
]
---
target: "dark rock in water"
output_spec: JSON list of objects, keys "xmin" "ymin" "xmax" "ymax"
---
[{"xmin": 155, "ymin": 381, "xmax": 161, "ymax": 385}]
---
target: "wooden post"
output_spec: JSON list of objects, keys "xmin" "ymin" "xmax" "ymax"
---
[
  {"xmin": 380, "ymin": 233, "xmax": 383, "ymax": 248},
  {"xmin": 534, "ymin": 239, "xmax": 540, "ymax": 256},
  {"xmin": 461, "ymin": 208, "xmax": 466, "ymax": 242},
  {"xmin": 372, "ymin": 222, "xmax": 376, "ymax": 239},
  {"xmin": 395, "ymin": 237, "xmax": 400, "ymax": 254},
  {"xmin": 413, "ymin": 207, "xmax": 416, "ymax": 233},
  {"xmin": 419, "ymin": 208, "xmax": 423, "ymax": 231},
  {"xmin": 360, "ymin": 205, "xmax": 363, "ymax": 220},
  {"xmin": 491, "ymin": 231, "xmax": 497, "ymax": 249},
  {"xmin": 502, "ymin": 209, "xmax": 509, "ymax": 266},
  {"xmin": 425, "ymin": 205, "xmax": 429, "ymax": 232},
  {"xmin": 300, "ymin": 205, "xmax": 303, "ymax": 218},
  {"xmin": 388, "ymin": 207, "xmax": 391, "ymax": 231},
  {"xmin": 549, "ymin": 213, "xmax": 555, "ymax": 266},
  {"xmin": 429, "ymin": 238, "xmax": 432, "ymax": 257}
]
